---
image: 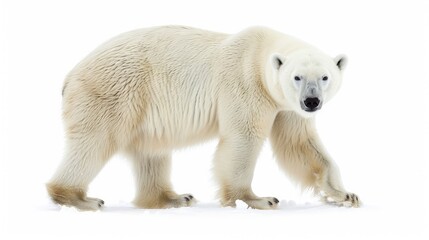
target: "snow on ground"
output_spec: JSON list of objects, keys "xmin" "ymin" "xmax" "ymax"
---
[
  {"xmin": 5, "ymin": 198, "xmax": 428, "ymax": 240},
  {"xmin": 3, "ymin": 141, "xmax": 428, "ymax": 240}
]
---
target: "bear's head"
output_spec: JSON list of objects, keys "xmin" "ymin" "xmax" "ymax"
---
[{"xmin": 268, "ymin": 49, "xmax": 347, "ymax": 118}]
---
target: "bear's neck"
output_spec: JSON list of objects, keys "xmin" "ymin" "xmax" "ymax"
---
[{"xmin": 262, "ymin": 60, "xmax": 287, "ymax": 110}]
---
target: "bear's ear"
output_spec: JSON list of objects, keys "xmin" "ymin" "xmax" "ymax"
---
[
  {"xmin": 334, "ymin": 54, "xmax": 348, "ymax": 71},
  {"xmin": 271, "ymin": 53, "xmax": 286, "ymax": 70}
]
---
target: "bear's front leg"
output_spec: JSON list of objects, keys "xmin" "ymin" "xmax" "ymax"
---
[
  {"xmin": 214, "ymin": 135, "xmax": 279, "ymax": 210},
  {"xmin": 270, "ymin": 111, "xmax": 360, "ymax": 207}
]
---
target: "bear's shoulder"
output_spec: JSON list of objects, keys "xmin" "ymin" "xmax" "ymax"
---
[{"xmin": 226, "ymin": 27, "xmax": 312, "ymax": 53}]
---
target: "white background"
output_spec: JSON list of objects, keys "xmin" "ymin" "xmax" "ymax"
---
[{"xmin": 1, "ymin": 0, "xmax": 428, "ymax": 239}]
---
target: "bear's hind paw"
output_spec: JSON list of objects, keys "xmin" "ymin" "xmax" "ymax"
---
[{"xmin": 169, "ymin": 194, "xmax": 197, "ymax": 208}]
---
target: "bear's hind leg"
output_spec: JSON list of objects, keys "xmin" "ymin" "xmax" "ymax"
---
[
  {"xmin": 46, "ymin": 185, "xmax": 104, "ymax": 211},
  {"xmin": 131, "ymin": 151, "xmax": 196, "ymax": 209},
  {"xmin": 47, "ymin": 137, "xmax": 115, "ymax": 211}
]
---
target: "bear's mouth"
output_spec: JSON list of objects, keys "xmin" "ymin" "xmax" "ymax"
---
[{"xmin": 303, "ymin": 108, "xmax": 321, "ymax": 112}]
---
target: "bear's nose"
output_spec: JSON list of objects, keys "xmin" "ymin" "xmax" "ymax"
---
[{"xmin": 304, "ymin": 97, "xmax": 320, "ymax": 111}]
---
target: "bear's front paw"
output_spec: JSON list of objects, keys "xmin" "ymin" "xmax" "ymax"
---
[
  {"xmin": 343, "ymin": 193, "xmax": 360, "ymax": 207},
  {"xmin": 322, "ymin": 192, "xmax": 361, "ymax": 208},
  {"xmin": 244, "ymin": 197, "xmax": 280, "ymax": 210}
]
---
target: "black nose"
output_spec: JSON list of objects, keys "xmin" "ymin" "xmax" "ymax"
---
[{"xmin": 304, "ymin": 97, "xmax": 320, "ymax": 111}]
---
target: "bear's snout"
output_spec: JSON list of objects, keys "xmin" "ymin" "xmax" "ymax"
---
[{"xmin": 303, "ymin": 97, "xmax": 321, "ymax": 112}]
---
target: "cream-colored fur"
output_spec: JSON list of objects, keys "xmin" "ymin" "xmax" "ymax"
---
[{"xmin": 47, "ymin": 26, "xmax": 359, "ymax": 211}]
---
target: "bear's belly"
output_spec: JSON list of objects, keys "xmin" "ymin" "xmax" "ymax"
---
[{"xmin": 139, "ymin": 101, "xmax": 218, "ymax": 151}]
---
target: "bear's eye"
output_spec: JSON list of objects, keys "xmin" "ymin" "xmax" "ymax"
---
[
  {"xmin": 322, "ymin": 76, "xmax": 328, "ymax": 81},
  {"xmin": 294, "ymin": 76, "xmax": 301, "ymax": 81}
]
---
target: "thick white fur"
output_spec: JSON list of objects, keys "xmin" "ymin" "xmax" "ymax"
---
[{"xmin": 47, "ymin": 26, "xmax": 359, "ymax": 210}]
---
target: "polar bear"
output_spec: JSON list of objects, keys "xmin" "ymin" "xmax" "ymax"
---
[{"xmin": 47, "ymin": 26, "xmax": 360, "ymax": 210}]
